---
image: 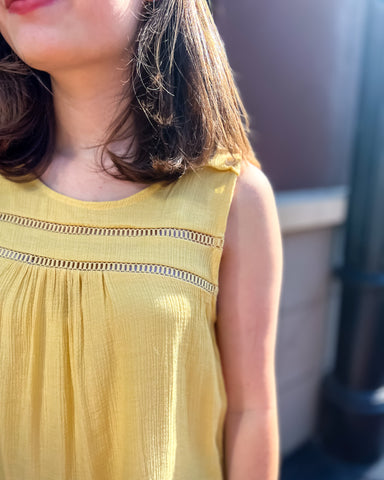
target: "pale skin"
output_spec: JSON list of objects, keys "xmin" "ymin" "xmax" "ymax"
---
[
  {"xmin": 0, "ymin": 0, "xmax": 283, "ymax": 478},
  {"xmin": 217, "ymin": 162, "xmax": 283, "ymax": 479}
]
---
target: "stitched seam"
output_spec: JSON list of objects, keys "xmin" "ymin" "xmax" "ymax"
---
[
  {"xmin": 0, "ymin": 246, "xmax": 218, "ymax": 295},
  {"xmin": 0, "ymin": 212, "xmax": 224, "ymax": 248}
]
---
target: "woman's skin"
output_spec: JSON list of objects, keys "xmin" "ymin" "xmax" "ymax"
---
[
  {"xmin": 217, "ymin": 163, "xmax": 282, "ymax": 479},
  {"xmin": 0, "ymin": 0, "xmax": 148, "ymax": 200},
  {"xmin": 0, "ymin": 1, "xmax": 283, "ymax": 479}
]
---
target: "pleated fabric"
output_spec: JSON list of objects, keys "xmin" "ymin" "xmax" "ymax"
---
[{"xmin": 0, "ymin": 151, "xmax": 261, "ymax": 480}]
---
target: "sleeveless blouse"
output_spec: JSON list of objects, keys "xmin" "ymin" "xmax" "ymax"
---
[{"xmin": 0, "ymin": 151, "xmax": 261, "ymax": 480}]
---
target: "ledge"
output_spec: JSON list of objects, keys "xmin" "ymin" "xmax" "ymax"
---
[{"xmin": 275, "ymin": 186, "xmax": 349, "ymax": 234}]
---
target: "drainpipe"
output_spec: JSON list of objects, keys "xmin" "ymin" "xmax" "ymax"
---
[{"xmin": 317, "ymin": 0, "xmax": 384, "ymax": 464}]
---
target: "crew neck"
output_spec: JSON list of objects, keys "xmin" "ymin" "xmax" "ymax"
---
[{"xmin": 29, "ymin": 177, "xmax": 163, "ymax": 210}]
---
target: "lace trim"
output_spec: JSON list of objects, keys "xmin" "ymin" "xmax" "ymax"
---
[
  {"xmin": 0, "ymin": 212, "xmax": 223, "ymax": 248},
  {"xmin": 0, "ymin": 246, "xmax": 218, "ymax": 294}
]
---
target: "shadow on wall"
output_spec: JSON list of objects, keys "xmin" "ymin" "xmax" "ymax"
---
[{"xmin": 214, "ymin": 0, "xmax": 368, "ymax": 191}]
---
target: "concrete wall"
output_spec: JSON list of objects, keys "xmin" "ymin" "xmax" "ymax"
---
[
  {"xmin": 214, "ymin": 0, "xmax": 368, "ymax": 191},
  {"xmin": 275, "ymin": 187, "xmax": 347, "ymax": 455}
]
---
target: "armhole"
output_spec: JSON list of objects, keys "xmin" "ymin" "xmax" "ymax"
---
[
  {"xmin": 196, "ymin": 149, "xmax": 262, "ymax": 286},
  {"xmin": 207, "ymin": 163, "xmax": 240, "ymax": 289}
]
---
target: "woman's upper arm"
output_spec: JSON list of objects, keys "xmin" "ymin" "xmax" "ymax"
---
[{"xmin": 216, "ymin": 161, "xmax": 284, "ymax": 413}]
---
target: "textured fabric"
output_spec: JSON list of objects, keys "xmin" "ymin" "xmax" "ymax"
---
[{"xmin": 0, "ymin": 151, "xmax": 261, "ymax": 480}]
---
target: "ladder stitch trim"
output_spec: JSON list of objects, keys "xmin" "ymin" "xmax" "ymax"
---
[
  {"xmin": 0, "ymin": 246, "xmax": 218, "ymax": 295},
  {"xmin": 0, "ymin": 212, "xmax": 223, "ymax": 248}
]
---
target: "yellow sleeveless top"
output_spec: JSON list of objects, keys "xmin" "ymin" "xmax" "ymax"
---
[{"xmin": 0, "ymin": 151, "xmax": 261, "ymax": 480}]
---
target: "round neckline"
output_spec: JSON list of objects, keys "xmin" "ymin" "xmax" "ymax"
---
[{"xmin": 30, "ymin": 176, "xmax": 163, "ymax": 209}]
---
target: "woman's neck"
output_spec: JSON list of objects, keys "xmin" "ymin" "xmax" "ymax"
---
[{"xmin": 50, "ymin": 59, "xmax": 132, "ymax": 165}]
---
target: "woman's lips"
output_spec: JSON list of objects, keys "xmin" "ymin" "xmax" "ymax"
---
[{"xmin": 6, "ymin": 0, "xmax": 56, "ymax": 14}]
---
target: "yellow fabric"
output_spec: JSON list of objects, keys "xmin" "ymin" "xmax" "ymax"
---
[{"xmin": 0, "ymin": 150, "xmax": 261, "ymax": 480}]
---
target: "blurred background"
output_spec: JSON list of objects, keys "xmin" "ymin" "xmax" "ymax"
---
[{"xmin": 211, "ymin": 1, "xmax": 384, "ymax": 479}]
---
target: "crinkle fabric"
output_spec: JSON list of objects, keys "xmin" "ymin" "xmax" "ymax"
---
[{"xmin": 0, "ymin": 151, "xmax": 260, "ymax": 479}]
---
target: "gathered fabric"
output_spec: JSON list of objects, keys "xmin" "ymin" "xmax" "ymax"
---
[{"xmin": 0, "ymin": 151, "xmax": 260, "ymax": 479}]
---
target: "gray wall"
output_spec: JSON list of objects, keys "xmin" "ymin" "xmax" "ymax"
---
[{"xmin": 214, "ymin": 0, "xmax": 368, "ymax": 191}]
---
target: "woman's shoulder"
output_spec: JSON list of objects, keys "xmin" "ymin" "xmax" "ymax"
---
[
  {"xmin": 201, "ymin": 148, "xmax": 271, "ymax": 234},
  {"xmin": 224, "ymin": 158, "xmax": 282, "ymax": 261},
  {"xmin": 234, "ymin": 160, "xmax": 274, "ymax": 208}
]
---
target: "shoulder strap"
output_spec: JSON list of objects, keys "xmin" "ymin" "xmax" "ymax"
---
[
  {"xmin": 206, "ymin": 149, "xmax": 262, "ymax": 175},
  {"xmin": 165, "ymin": 149, "xmax": 261, "ymax": 240}
]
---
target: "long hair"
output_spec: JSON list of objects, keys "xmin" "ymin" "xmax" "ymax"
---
[{"xmin": 0, "ymin": 0, "xmax": 261, "ymax": 183}]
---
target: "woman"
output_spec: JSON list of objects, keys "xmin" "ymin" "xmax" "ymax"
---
[{"xmin": 0, "ymin": 0, "xmax": 283, "ymax": 479}]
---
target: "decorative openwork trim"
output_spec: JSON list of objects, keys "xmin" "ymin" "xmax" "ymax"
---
[
  {"xmin": 0, "ymin": 212, "xmax": 223, "ymax": 248},
  {"xmin": 0, "ymin": 246, "xmax": 218, "ymax": 294}
]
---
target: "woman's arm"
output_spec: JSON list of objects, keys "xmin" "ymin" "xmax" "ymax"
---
[{"xmin": 216, "ymin": 161, "xmax": 283, "ymax": 480}]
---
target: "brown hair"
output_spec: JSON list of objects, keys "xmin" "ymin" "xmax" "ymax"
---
[{"xmin": 0, "ymin": 0, "xmax": 260, "ymax": 184}]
